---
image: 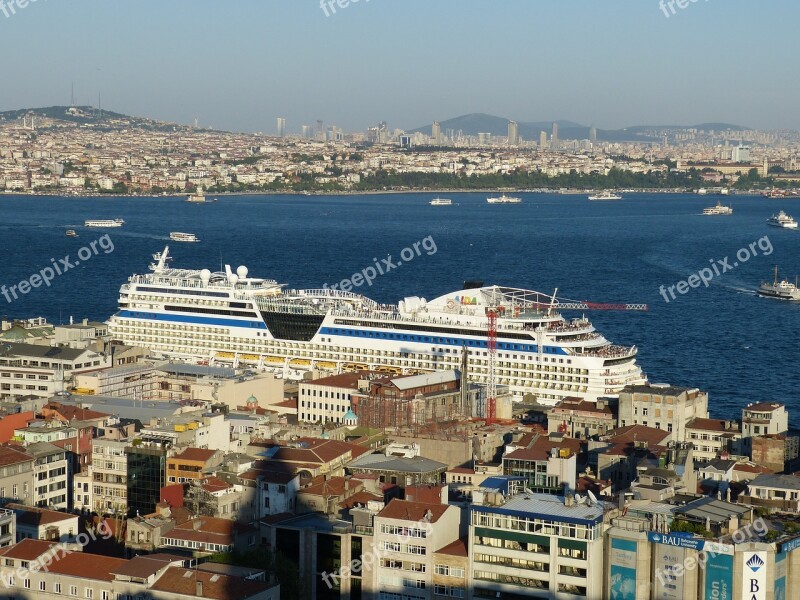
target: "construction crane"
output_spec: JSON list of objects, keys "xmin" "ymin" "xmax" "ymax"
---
[
  {"xmin": 485, "ymin": 307, "xmax": 499, "ymax": 424},
  {"xmin": 536, "ymin": 288, "xmax": 647, "ymax": 314},
  {"xmin": 481, "ymin": 287, "xmax": 647, "ymax": 423}
]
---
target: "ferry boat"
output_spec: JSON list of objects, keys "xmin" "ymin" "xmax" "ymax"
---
[
  {"xmin": 758, "ymin": 267, "xmax": 800, "ymax": 301},
  {"xmin": 487, "ymin": 195, "xmax": 522, "ymax": 204},
  {"xmin": 106, "ymin": 247, "xmax": 648, "ymax": 406},
  {"xmin": 169, "ymin": 232, "xmax": 200, "ymax": 243},
  {"xmin": 767, "ymin": 211, "xmax": 798, "ymax": 229},
  {"xmin": 65, "ymin": 230, "xmax": 78, "ymax": 237},
  {"xmin": 430, "ymin": 198, "xmax": 453, "ymax": 206},
  {"xmin": 84, "ymin": 219, "xmax": 124, "ymax": 228},
  {"xmin": 587, "ymin": 191, "xmax": 622, "ymax": 201},
  {"xmin": 702, "ymin": 201, "xmax": 733, "ymax": 216}
]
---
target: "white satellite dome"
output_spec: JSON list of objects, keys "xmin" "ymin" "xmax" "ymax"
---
[
  {"xmin": 199, "ymin": 269, "xmax": 211, "ymax": 284},
  {"xmin": 236, "ymin": 265, "xmax": 248, "ymax": 279},
  {"xmin": 228, "ymin": 273, "xmax": 239, "ymax": 285}
]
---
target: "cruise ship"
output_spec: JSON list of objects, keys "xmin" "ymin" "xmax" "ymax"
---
[{"xmin": 107, "ymin": 247, "xmax": 647, "ymax": 405}]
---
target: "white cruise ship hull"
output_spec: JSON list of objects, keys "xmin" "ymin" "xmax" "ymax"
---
[{"xmin": 107, "ymin": 248, "xmax": 646, "ymax": 405}]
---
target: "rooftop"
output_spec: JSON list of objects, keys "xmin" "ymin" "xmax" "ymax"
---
[
  {"xmin": 149, "ymin": 566, "xmax": 274, "ymax": 600},
  {"xmin": 348, "ymin": 453, "xmax": 448, "ymax": 474},
  {"xmin": 378, "ymin": 499, "xmax": 451, "ymax": 524},
  {"xmin": 476, "ymin": 492, "xmax": 606, "ymax": 525}
]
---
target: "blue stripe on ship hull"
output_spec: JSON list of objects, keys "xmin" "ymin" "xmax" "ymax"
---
[
  {"xmin": 318, "ymin": 327, "xmax": 568, "ymax": 355},
  {"xmin": 117, "ymin": 310, "xmax": 267, "ymax": 330}
]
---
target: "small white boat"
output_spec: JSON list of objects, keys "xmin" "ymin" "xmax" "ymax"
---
[
  {"xmin": 703, "ymin": 201, "xmax": 733, "ymax": 216},
  {"xmin": 65, "ymin": 230, "xmax": 78, "ymax": 237},
  {"xmin": 430, "ymin": 198, "xmax": 453, "ymax": 206},
  {"xmin": 588, "ymin": 191, "xmax": 622, "ymax": 201},
  {"xmin": 84, "ymin": 219, "xmax": 124, "ymax": 228},
  {"xmin": 487, "ymin": 194, "xmax": 522, "ymax": 204},
  {"xmin": 170, "ymin": 232, "xmax": 200, "ymax": 243},
  {"xmin": 767, "ymin": 211, "xmax": 798, "ymax": 229}
]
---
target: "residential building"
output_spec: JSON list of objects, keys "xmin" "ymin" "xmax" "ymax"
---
[
  {"xmin": 91, "ymin": 439, "xmax": 129, "ymax": 514},
  {"xmin": 685, "ymin": 417, "xmax": 742, "ymax": 461},
  {"xmin": 0, "ymin": 342, "xmax": 109, "ymax": 401},
  {"xmin": 373, "ymin": 500, "xmax": 460, "ymax": 600},
  {"xmin": 469, "ymin": 482, "xmax": 605, "ymax": 599},
  {"xmin": 166, "ymin": 447, "xmax": 223, "ymax": 484},
  {"xmin": 0, "ymin": 446, "xmax": 35, "ymax": 506},
  {"xmin": 347, "ymin": 454, "xmax": 448, "ymax": 488},
  {"xmin": 738, "ymin": 473, "xmax": 800, "ymax": 513},
  {"xmin": 547, "ymin": 397, "xmax": 615, "ymax": 439},
  {"xmin": 26, "ymin": 442, "xmax": 70, "ymax": 510},
  {"xmin": 432, "ymin": 538, "xmax": 468, "ymax": 600},
  {"xmin": 741, "ymin": 402, "xmax": 789, "ymax": 454},
  {"xmin": 502, "ymin": 434, "xmax": 582, "ymax": 494},
  {"xmin": 0, "ymin": 539, "xmax": 279, "ymax": 600},
  {"xmin": 7, "ymin": 503, "xmax": 78, "ymax": 542},
  {"xmin": 618, "ymin": 383, "xmax": 709, "ymax": 442},
  {"xmin": 160, "ymin": 515, "xmax": 258, "ymax": 554}
]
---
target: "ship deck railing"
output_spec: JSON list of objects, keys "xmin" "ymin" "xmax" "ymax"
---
[{"xmin": 580, "ymin": 345, "xmax": 637, "ymax": 359}]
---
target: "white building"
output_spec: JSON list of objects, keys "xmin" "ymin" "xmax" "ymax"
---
[
  {"xmin": 469, "ymin": 480, "xmax": 606, "ymax": 598},
  {"xmin": 26, "ymin": 443, "xmax": 70, "ymax": 510},
  {"xmin": 373, "ymin": 499, "xmax": 460, "ymax": 600},
  {"xmin": 91, "ymin": 439, "xmax": 129, "ymax": 514}
]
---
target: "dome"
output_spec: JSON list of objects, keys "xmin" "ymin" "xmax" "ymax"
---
[
  {"xmin": 247, "ymin": 395, "xmax": 257, "ymax": 404},
  {"xmin": 343, "ymin": 408, "xmax": 358, "ymax": 424}
]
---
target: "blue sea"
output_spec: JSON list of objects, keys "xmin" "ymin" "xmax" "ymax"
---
[{"xmin": 1, "ymin": 192, "xmax": 798, "ymax": 423}]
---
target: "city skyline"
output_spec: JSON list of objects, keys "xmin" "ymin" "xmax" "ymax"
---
[{"xmin": 1, "ymin": 0, "xmax": 799, "ymax": 133}]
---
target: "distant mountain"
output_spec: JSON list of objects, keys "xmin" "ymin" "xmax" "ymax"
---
[
  {"xmin": 0, "ymin": 105, "xmax": 195, "ymax": 132},
  {"xmin": 624, "ymin": 123, "xmax": 749, "ymax": 133},
  {"xmin": 410, "ymin": 113, "xmax": 749, "ymax": 142}
]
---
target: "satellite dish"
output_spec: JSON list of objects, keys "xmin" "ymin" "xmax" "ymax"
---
[
  {"xmin": 588, "ymin": 490, "xmax": 599, "ymax": 505},
  {"xmin": 574, "ymin": 494, "xmax": 585, "ymax": 504}
]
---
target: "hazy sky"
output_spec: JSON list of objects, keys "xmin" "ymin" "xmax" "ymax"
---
[{"xmin": 2, "ymin": 0, "xmax": 798, "ymax": 133}]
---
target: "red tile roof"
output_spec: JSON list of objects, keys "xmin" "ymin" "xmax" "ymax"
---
[
  {"xmin": 150, "ymin": 566, "xmax": 273, "ymax": 600},
  {"xmin": 435, "ymin": 538, "xmax": 468, "ymax": 557},
  {"xmin": 172, "ymin": 447, "xmax": 217, "ymax": 463},
  {"xmin": 7, "ymin": 503, "xmax": 76, "ymax": 527},
  {"xmin": 47, "ymin": 551, "xmax": 128, "ymax": 581},
  {"xmin": 377, "ymin": 499, "xmax": 450, "ymax": 524},
  {"xmin": 0, "ymin": 539, "xmax": 56, "ymax": 561},
  {"xmin": 504, "ymin": 436, "xmax": 583, "ymax": 461}
]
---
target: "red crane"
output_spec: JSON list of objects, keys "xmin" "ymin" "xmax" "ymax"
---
[{"xmin": 485, "ymin": 307, "xmax": 499, "ymax": 424}]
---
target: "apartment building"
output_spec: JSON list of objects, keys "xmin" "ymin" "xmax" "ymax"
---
[
  {"xmin": 741, "ymin": 402, "xmax": 790, "ymax": 453},
  {"xmin": 373, "ymin": 500, "xmax": 461, "ymax": 600},
  {"xmin": 0, "ymin": 342, "xmax": 109, "ymax": 401},
  {"xmin": 431, "ymin": 539, "xmax": 468, "ymax": 600},
  {"xmin": 166, "ymin": 447, "xmax": 223, "ymax": 484},
  {"xmin": 618, "ymin": 383, "xmax": 709, "ymax": 442},
  {"xmin": 8, "ymin": 503, "xmax": 78, "ymax": 542},
  {"xmin": 685, "ymin": 417, "xmax": 742, "ymax": 461},
  {"xmin": 91, "ymin": 439, "xmax": 129, "ymax": 514},
  {"xmin": 547, "ymin": 397, "xmax": 616, "ymax": 438},
  {"xmin": 26, "ymin": 442, "xmax": 70, "ymax": 510},
  {"xmin": 0, "ymin": 446, "xmax": 35, "ymax": 506},
  {"xmin": 469, "ymin": 480, "xmax": 606, "ymax": 599},
  {"xmin": 0, "ymin": 539, "xmax": 279, "ymax": 600}
]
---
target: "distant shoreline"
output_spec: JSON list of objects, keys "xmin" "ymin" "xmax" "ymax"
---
[{"xmin": 0, "ymin": 188, "xmax": 758, "ymax": 199}]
